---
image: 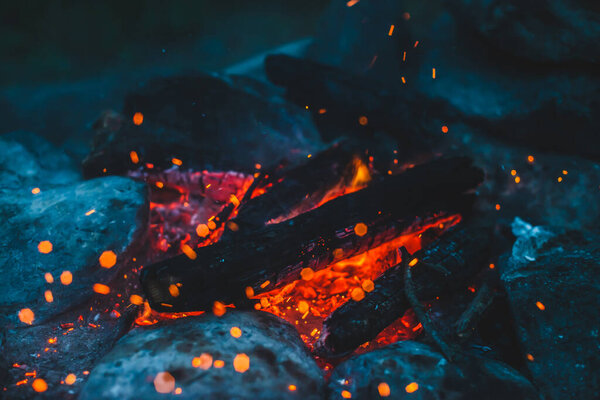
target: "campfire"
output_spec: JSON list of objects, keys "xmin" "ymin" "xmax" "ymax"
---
[{"xmin": 3, "ymin": 1, "xmax": 599, "ymax": 399}]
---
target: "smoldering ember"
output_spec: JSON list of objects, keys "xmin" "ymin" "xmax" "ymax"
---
[{"xmin": 1, "ymin": 1, "xmax": 599, "ymax": 399}]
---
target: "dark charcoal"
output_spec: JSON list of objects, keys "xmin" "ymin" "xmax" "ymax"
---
[
  {"xmin": 500, "ymin": 220, "xmax": 600, "ymax": 399},
  {"xmin": 0, "ymin": 176, "xmax": 148, "ymax": 326},
  {"xmin": 328, "ymin": 341, "xmax": 538, "ymax": 400},
  {"xmin": 79, "ymin": 310, "xmax": 324, "ymax": 400},
  {"xmin": 82, "ymin": 73, "xmax": 323, "ymax": 178},
  {"xmin": 141, "ymin": 157, "xmax": 482, "ymax": 312},
  {"xmin": 315, "ymin": 225, "xmax": 493, "ymax": 357}
]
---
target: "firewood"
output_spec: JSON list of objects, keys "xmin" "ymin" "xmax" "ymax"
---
[
  {"xmin": 313, "ymin": 225, "xmax": 493, "ymax": 358},
  {"xmin": 141, "ymin": 157, "xmax": 483, "ymax": 312}
]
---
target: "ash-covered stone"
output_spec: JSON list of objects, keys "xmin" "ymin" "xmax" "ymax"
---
[
  {"xmin": 328, "ymin": 341, "xmax": 538, "ymax": 400},
  {"xmin": 500, "ymin": 220, "xmax": 600, "ymax": 399},
  {"xmin": 80, "ymin": 310, "xmax": 324, "ymax": 400},
  {"xmin": 82, "ymin": 73, "xmax": 323, "ymax": 178},
  {"xmin": 0, "ymin": 176, "xmax": 148, "ymax": 326}
]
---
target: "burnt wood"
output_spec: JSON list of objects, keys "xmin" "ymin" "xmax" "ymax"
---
[
  {"xmin": 140, "ymin": 157, "xmax": 483, "ymax": 313},
  {"xmin": 313, "ymin": 225, "xmax": 493, "ymax": 358}
]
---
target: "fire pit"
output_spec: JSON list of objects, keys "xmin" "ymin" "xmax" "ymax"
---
[{"xmin": 2, "ymin": 1, "xmax": 599, "ymax": 399}]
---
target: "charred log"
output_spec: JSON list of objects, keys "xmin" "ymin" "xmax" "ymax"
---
[
  {"xmin": 231, "ymin": 140, "xmax": 368, "ymax": 231},
  {"xmin": 141, "ymin": 157, "xmax": 483, "ymax": 313},
  {"xmin": 313, "ymin": 225, "xmax": 493, "ymax": 358}
]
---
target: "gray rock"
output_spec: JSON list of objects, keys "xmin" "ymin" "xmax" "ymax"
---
[
  {"xmin": 80, "ymin": 311, "xmax": 324, "ymax": 399},
  {"xmin": 0, "ymin": 176, "xmax": 148, "ymax": 326},
  {"xmin": 501, "ymin": 223, "xmax": 600, "ymax": 399},
  {"xmin": 328, "ymin": 341, "xmax": 538, "ymax": 400},
  {"xmin": 0, "ymin": 132, "xmax": 80, "ymax": 189},
  {"xmin": 450, "ymin": 0, "xmax": 600, "ymax": 65}
]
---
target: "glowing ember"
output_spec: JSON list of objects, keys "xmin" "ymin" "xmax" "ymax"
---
[
  {"xmin": 130, "ymin": 151, "xmax": 140, "ymax": 164},
  {"xmin": 536, "ymin": 301, "xmax": 546, "ymax": 311},
  {"xmin": 526, "ymin": 353, "xmax": 535, "ymax": 362},
  {"xmin": 65, "ymin": 374, "xmax": 76, "ymax": 385},
  {"xmin": 358, "ymin": 116, "xmax": 368, "ymax": 126},
  {"xmin": 230, "ymin": 326, "xmax": 242, "ymax": 338},
  {"xmin": 213, "ymin": 360, "xmax": 225, "ymax": 368},
  {"xmin": 213, "ymin": 301, "xmax": 226, "ymax": 317},
  {"xmin": 169, "ymin": 284, "xmax": 180, "ymax": 297},
  {"xmin": 192, "ymin": 353, "xmax": 213, "ymax": 370},
  {"xmin": 31, "ymin": 187, "xmax": 40, "ymax": 194},
  {"xmin": 342, "ymin": 390, "xmax": 352, "ymax": 398},
  {"xmin": 378, "ymin": 382, "xmax": 391, "ymax": 397},
  {"xmin": 233, "ymin": 353, "xmax": 250, "ymax": 373},
  {"xmin": 288, "ymin": 384, "xmax": 297, "ymax": 391},
  {"xmin": 44, "ymin": 272, "xmax": 54, "ymax": 283},
  {"xmin": 361, "ymin": 279, "xmax": 374, "ymax": 292},
  {"xmin": 130, "ymin": 294, "xmax": 144, "ymax": 305},
  {"xmin": 132, "ymin": 112, "xmax": 144, "ymax": 126},
  {"xmin": 196, "ymin": 224, "xmax": 210, "ymax": 238},
  {"xmin": 301, "ymin": 268, "xmax": 315, "ymax": 281},
  {"xmin": 44, "ymin": 290, "xmax": 53, "ymax": 303},
  {"xmin": 32, "ymin": 378, "xmax": 47, "ymax": 392},
  {"xmin": 354, "ymin": 222, "xmax": 368, "ymax": 237},
  {"xmin": 405, "ymin": 382, "xmax": 419, "ymax": 393},
  {"xmin": 154, "ymin": 371, "xmax": 175, "ymax": 394},
  {"xmin": 441, "ymin": 125, "xmax": 449, "ymax": 133},
  {"xmin": 60, "ymin": 271, "xmax": 73, "ymax": 285},
  {"xmin": 18, "ymin": 308, "xmax": 35, "ymax": 325},
  {"xmin": 350, "ymin": 287, "xmax": 365, "ymax": 302},
  {"xmin": 38, "ymin": 240, "xmax": 53, "ymax": 254},
  {"xmin": 93, "ymin": 283, "xmax": 110, "ymax": 295},
  {"xmin": 99, "ymin": 250, "xmax": 117, "ymax": 268}
]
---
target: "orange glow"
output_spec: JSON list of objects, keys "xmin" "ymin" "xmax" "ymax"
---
[
  {"xmin": 354, "ymin": 222, "xmax": 368, "ymax": 236},
  {"xmin": 557, "ymin": 177, "xmax": 563, "ymax": 182},
  {"xmin": 351, "ymin": 287, "xmax": 365, "ymax": 302},
  {"xmin": 99, "ymin": 250, "xmax": 117, "ymax": 268},
  {"xmin": 181, "ymin": 244, "xmax": 197, "ymax": 260},
  {"xmin": 260, "ymin": 280, "xmax": 271, "ymax": 289},
  {"xmin": 401, "ymin": 76, "xmax": 406, "ymax": 84},
  {"xmin": 515, "ymin": 176, "xmax": 521, "ymax": 184},
  {"xmin": 388, "ymin": 25, "xmax": 395, "ymax": 36},
  {"xmin": 213, "ymin": 360, "xmax": 225, "ymax": 368},
  {"xmin": 196, "ymin": 224, "xmax": 210, "ymax": 238},
  {"xmin": 511, "ymin": 169, "xmax": 517, "ymax": 176},
  {"xmin": 130, "ymin": 151, "xmax": 139, "ymax": 164},
  {"xmin": 528, "ymin": 155, "xmax": 534, "ymax": 163},
  {"xmin": 403, "ymin": 12, "xmax": 410, "ymax": 20},
  {"xmin": 65, "ymin": 374, "xmax": 76, "ymax": 385},
  {"xmin": 362, "ymin": 279, "xmax": 374, "ymax": 292},
  {"xmin": 432, "ymin": 68, "xmax": 436, "ymax": 79},
  {"xmin": 245, "ymin": 286, "xmax": 255, "ymax": 298},
  {"xmin": 441, "ymin": 125, "xmax": 448, "ymax": 133},
  {"xmin": 213, "ymin": 301, "xmax": 226, "ymax": 316},
  {"xmin": 318, "ymin": 108, "xmax": 327, "ymax": 114},
  {"xmin": 414, "ymin": 41, "xmax": 419, "ymax": 48},
  {"xmin": 233, "ymin": 353, "xmax": 250, "ymax": 373},
  {"xmin": 85, "ymin": 209, "xmax": 95, "ymax": 216},
  {"xmin": 301, "ymin": 268, "xmax": 315, "ymax": 281},
  {"xmin": 230, "ymin": 326, "xmax": 242, "ymax": 338},
  {"xmin": 229, "ymin": 194, "xmax": 240, "ymax": 208},
  {"xmin": 342, "ymin": 390, "xmax": 352, "ymax": 398},
  {"xmin": 495, "ymin": 204, "xmax": 501, "ymax": 211},
  {"xmin": 19, "ymin": 308, "xmax": 35, "ymax": 325},
  {"xmin": 562, "ymin": 170, "xmax": 568, "ymax": 175},
  {"xmin": 346, "ymin": 0, "xmax": 360, "ymax": 6},
  {"xmin": 536, "ymin": 301, "xmax": 545, "ymax": 310},
  {"xmin": 408, "ymin": 258, "xmax": 419, "ymax": 267},
  {"xmin": 60, "ymin": 271, "xmax": 73, "ymax": 285},
  {"xmin": 31, "ymin": 187, "xmax": 40, "ymax": 194},
  {"xmin": 133, "ymin": 112, "xmax": 144, "ymax": 125},
  {"xmin": 38, "ymin": 241, "xmax": 53, "ymax": 254},
  {"xmin": 155, "ymin": 181, "xmax": 164, "ymax": 188},
  {"xmin": 169, "ymin": 284, "xmax": 180, "ymax": 297},
  {"xmin": 489, "ymin": 263, "xmax": 495, "ymax": 269},
  {"xmin": 192, "ymin": 353, "xmax": 213, "ymax": 369},
  {"xmin": 44, "ymin": 290, "xmax": 53, "ymax": 303},
  {"xmin": 288, "ymin": 385, "xmax": 297, "ymax": 391},
  {"xmin": 358, "ymin": 116, "xmax": 368, "ymax": 126},
  {"xmin": 378, "ymin": 382, "xmax": 391, "ymax": 397},
  {"xmin": 175, "ymin": 388, "xmax": 182, "ymax": 394},
  {"xmin": 405, "ymin": 382, "xmax": 419, "ymax": 393},
  {"xmin": 44, "ymin": 272, "xmax": 54, "ymax": 283},
  {"xmin": 172, "ymin": 158, "xmax": 182, "ymax": 166},
  {"xmin": 130, "ymin": 294, "xmax": 144, "ymax": 305},
  {"xmin": 154, "ymin": 372, "xmax": 175, "ymax": 394},
  {"xmin": 93, "ymin": 283, "xmax": 110, "ymax": 295},
  {"xmin": 32, "ymin": 378, "xmax": 47, "ymax": 392}
]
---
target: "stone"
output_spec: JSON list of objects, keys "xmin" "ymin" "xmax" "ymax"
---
[
  {"xmin": 0, "ymin": 176, "xmax": 148, "ymax": 326},
  {"xmin": 82, "ymin": 73, "xmax": 323, "ymax": 178},
  {"xmin": 0, "ymin": 132, "xmax": 80, "ymax": 189},
  {"xmin": 80, "ymin": 311, "xmax": 324, "ymax": 399},
  {"xmin": 328, "ymin": 341, "xmax": 538, "ymax": 400},
  {"xmin": 500, "ymin": 221, "xmax": 600, "ymax": 399}
]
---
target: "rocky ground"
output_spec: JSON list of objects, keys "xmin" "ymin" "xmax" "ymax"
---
[{"xmin": 1, "ymin": 0, "xmax": 599, "ymax": 399}]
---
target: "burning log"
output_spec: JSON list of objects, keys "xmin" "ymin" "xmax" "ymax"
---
[
  {"xmin": 141, "ymin": 157, "xmax": 483, "ymax": 313},
  {"xmin": 313, "ymin": 225, "xmax": 493, "ymax": 358},
  {"xmin": 231, "ymin": 140, "xmax": 370, "ymax": 230}
]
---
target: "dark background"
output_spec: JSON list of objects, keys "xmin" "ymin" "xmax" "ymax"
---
[{"xmin": 0, "ymin": 0, "xmax": 332, "ymax": 86}]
